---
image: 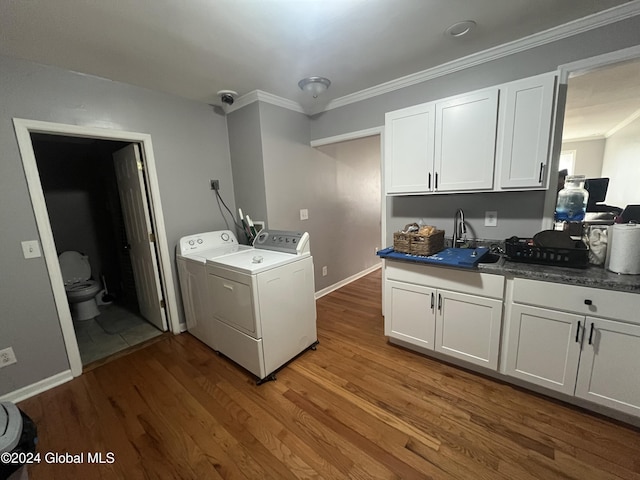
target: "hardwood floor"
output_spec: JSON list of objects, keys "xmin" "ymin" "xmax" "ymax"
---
[{"xmin": 19, "ymin": 269, "xmax": 640, "ymax": 479}]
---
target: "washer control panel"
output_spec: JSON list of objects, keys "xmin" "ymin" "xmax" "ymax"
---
[
  {"xmin": 178, "ymin": 230, "xmax": 237, "ymax": 255},
  {"xmin": 254, "ymin": 230, "xmax": 310, "ymax": 255}
]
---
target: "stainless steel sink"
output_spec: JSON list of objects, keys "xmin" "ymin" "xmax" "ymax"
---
[{"xmin": 477, "ymin": 252, "xmax": 502, "ymax": 264}]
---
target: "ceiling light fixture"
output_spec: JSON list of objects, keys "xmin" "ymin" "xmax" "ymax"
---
[
  {"xmin": 445, "ymin": 20, "xmax": 477, "ymax": 38},
  {"xmin": 298, "ymin": 76, "xmax": 331, "ymax": 98}
]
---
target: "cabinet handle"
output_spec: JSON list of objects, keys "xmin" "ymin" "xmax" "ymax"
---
[
  {"xmin": 584, "ymin": 299, "xmax": 592, "ymax": 305},
  {"xmin": 435, "ymin": 172, "xmax": 439, "ymax": 190},
  {"xmin": 430, "ymin": 292, "xmax": 434, "ymax": 310},
  {"xmin": 588, "ymin": 322, "xmax": 595, "ymax": 345},
  {"xmin": 538, "ymin": 163, "xmax": 544, "ymax": 183},
  {"xmin": 575, "ymin": 320, "xmax": 581, "ymax": 343},
  {"xmin": 437, "ymin": 293, "xmax": 442, "ymax": 312},
  {"xmin": 428, "ymin": 172, "xmax": 432, "ymax": 190}
]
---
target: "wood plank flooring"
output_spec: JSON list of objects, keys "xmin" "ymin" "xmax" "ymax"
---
[{"xmin": 18, "ymin": 269, "xmax": 640, "ymax": 479}]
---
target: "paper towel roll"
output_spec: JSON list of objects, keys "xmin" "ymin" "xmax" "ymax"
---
[{"xmin": 606, "ymin": 224, "xmax": 640, "ymax": 275}]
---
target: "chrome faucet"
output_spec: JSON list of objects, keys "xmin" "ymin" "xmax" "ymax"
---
[{"xmin": 453, "ymin": 208, "xmax": 467, "ymax": 247}]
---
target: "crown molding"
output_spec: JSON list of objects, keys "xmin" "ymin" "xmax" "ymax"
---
[
  {"xmin": 562, "ymin": 135, "xmax": 606, "ymax": 143},
  {"xmin": 310, "ymin": 126, "xmax": 383, "ymax": 148},
  {"xmin": 324, "ymin": 1, "xmax": 640, "ymax": 112},
  {"xmin": 225, "ymin": 89, "xmax": 305, "ymax": 114},
  {"xmin": 606, "ymin": 107, "xmax": 640, "ymax": 138},
  {"xmin": 223, "ymin": 1, "xmax": 640, "ymax": 117},
  {"xmin": 224, "ymin": 90, "xmax": 259, "ymax": 113}
]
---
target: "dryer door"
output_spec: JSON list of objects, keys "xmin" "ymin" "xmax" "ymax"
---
[{"xmin": 208, "ymin": 274, "xmax": 258, "ymax": 337}]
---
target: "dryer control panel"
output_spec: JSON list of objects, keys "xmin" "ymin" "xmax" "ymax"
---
[
  {"xmin": 178, "ymin": 230, "xmax": 237, "ymax": 256},
  {"xmin": 254, "ymin": 230, "xmax": 310, "ymax": 255}
]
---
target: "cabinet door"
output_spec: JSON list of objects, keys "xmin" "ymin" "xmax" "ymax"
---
[
  {"xmin": 505, "ymin": 304, "xmax": 582, "ymax": 395},
  {"xmin": 496, "ymin": 73, "xmax": 556, "ymax": 189},
  {"xmin": 434, "ymin": 290, "xmax": 503, "ymax": 370},
  {"xmin": 434, "ymin": 89, "xmax": 498, "ymax": 192},
  {"xmin": 575, "ymin": 317, "xmax": 640, "ymax": 416},
  {"xmin": 384, "ymin": 280, "xmax": 436, "ymax": 350},
  {"xmin": 385, "ymin": 103, "xmax": 435, "ymax": 194}
]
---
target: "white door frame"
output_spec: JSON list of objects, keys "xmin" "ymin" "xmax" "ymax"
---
[
  {"xmin": 13, "ymin": 118, "xmax": 180, "ymax": 377},
  {"xmin": 540, "ymin": 44, "xmax": 640, "ymax": 228}
]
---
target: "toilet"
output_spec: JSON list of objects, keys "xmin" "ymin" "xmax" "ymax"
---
[{"xmin": 58, "ymin": 251, "xmax": 102, "ymax": 322}]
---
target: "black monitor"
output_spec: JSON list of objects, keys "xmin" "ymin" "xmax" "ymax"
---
[
  {"xmin": 585, "ymin": 178, "xmax": 609, "ymax": 204},
  {"xmin": 620, "ymin": 205, "xmax": 640, "ymax": 223}
]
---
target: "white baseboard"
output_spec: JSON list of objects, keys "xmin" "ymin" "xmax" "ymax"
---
[
  {"xmin": 315, "ymin": 263, "xmax": 381, "ymax": 299},
  {"xmin": 0, "ymin": 370, "xmax": 73, "ymax": 404}
]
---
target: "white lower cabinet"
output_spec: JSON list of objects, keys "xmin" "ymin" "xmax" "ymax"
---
[
  {"xmin": 435, "ymin": 290, "xmax": 503, "ymax": 370},
  {"xmin": 383, "ymin": 261, "xmax": 504, "ymax": 370},
  {"xmin": 504, "ymin": 278, "xmax": 640, "ymax": 417},
  {"xmin": 575, "ymin": 318, "xmax": 640, "ymax": 416},
  {"xmin": 505, "ymin": 304, "xmax": 582, "ymax": 395},
  {"xmin": 385, "ymin": 280, "xmax": 436, "ymax": 350}
]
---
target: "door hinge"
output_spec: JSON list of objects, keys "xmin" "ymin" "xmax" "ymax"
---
[
  {"xmin": 149, "ymin": 232, "xmax": 156, "ymax": 243},
  {"xmin": 160, "ymin": 299, "xmax": 165, "ymax": 309},
  {"xmin": 137, "ymin": 160, "xmax": 144, "ymax": 171}
]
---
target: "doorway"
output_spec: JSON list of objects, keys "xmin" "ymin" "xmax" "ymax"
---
[
  {"xmin": 14, "ymin": 119, "xmax": 180, "ymax": 377},
  {"xmin": 32, "ymin": 134, "xmax": 164, "ymax": 365}
]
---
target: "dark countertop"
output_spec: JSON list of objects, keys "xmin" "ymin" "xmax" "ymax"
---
[
  {"xmin": 479, "ymin": 257, "xmax": 640, "ymax": 293},
  {"xmin": 382, "ymin": 245, "xmax": 640, "ymax": 294}
]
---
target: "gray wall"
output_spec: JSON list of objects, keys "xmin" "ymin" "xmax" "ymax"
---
[
  {"xmin": 314, "ymin": 137, "xmax": 382, "ymax": 285},
  {"xmin": 0, "ymin": 55, "xmax": 234, "ymax": 396},
  {"xmin": 260, "ymin": 102, "xmax": 381, "ymax": 290},
  {"xmin": 227, "ymin": 102, "xmax": 269, "ymax": 240},
  {"xmin": 386, "ymin": 192, "xmax": 546, "ymax": 246},
  {"xmin": 602, "ymin": 116, "xmax": 640, "ymax": 207},
  {"xmin": 309, "ymin": 15, "xmax": 640, "ymax": 240},
  {"xmin": 227, "ymin": 102, "xmax": 382, "ymax": 291},
  {"xmin": 563, "ymin": 138, "xmax": 606, "ymax": 178}
]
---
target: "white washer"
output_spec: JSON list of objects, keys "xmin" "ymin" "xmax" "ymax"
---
[
  {"xmin": 176, "ymin": 230, "xmax": 252, "ymax": 349},
  {"xmin": 206, "ymin": 230, "xmax": 318, "ymax": 384}
]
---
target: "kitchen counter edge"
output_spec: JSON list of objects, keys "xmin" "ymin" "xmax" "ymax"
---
[{"xmin": 383, "ymin": 255, "xmax": 640, "ymax": 294}]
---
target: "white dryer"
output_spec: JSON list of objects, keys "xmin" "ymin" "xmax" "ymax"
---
[
  {"xmin": 176, "ymin": 230, "xmax": 251, "ymax": 349},
  {"xmin": 206, "ymin": 230, "xmax": 318, "ymax": 384}
]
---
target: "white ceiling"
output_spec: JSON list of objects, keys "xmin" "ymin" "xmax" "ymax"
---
[
  {"xmin": 1, "ymin": 0, "xmax": 636, "ymax": 114},
  {"xmin": 563, "ymin": 57, "xmax": 640, "ymax": 141}
]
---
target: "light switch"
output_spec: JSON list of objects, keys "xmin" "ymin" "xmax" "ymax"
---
[
  {"xmin": 300, "ymin": 209, "xmax": 309, "ymax": 221},
  {"xmin": 21, "ymin": 240, "xmax": 41, "ymax": 259}
]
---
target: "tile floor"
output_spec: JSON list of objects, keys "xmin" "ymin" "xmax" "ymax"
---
[{"xmin": 74, "ymin": 303, "xmax": 163, "ymax": 365}]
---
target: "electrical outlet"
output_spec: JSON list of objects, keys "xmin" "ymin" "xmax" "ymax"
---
[
  {"xmin": 210, "ymin": 179, "xmax": 220, "ymax": 191},
  {"xmin": 322, "ymin": 266, "xmax": 327, "ymax": 276},
  {"xmin": 0, "ymin": 347, "xmax": 17, "ymax": 368},
  {"xmin": 300, "ymin": 209, "xmax": 309, "ymax": 221},
  {"xmin": 485, "ymin": 211, "xmax": 498, "ymax": 227}
]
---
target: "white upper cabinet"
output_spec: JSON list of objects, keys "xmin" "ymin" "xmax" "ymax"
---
[
  {"xmin": 495, "ymin": 73, "xmax": 557, "ymax": 189},
  {"xmin": 384, "ymin": 89, "xmax": 498, "ymax": 195},
  {"xmin": 434, "ymin": 89, "xmax": 499, "ymax": 192},
  {"xmin": 384, "ymin": 73, "xmax": 558, "ymax": 195},
  {"xmin": 385, "ymin": 103, "xmax": 435, "ymax": 194}
]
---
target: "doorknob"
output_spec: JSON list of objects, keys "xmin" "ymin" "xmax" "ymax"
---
[{"xmin": 123, "ymin": 244, "xmax": 131, "ymax": 250}]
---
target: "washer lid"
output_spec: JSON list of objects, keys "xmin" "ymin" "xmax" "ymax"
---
[
  {"xmin": 207, "ymin": 249, "xmax": 307, "ymax": 274},
  {"xmin": 59, "ymin": 251, "xmax": 91, "ymax": 283}
]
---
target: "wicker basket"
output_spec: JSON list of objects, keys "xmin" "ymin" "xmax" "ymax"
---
[{"xmin": 393, "ymin": 229, "xmax": 445, "ymax": 256}]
